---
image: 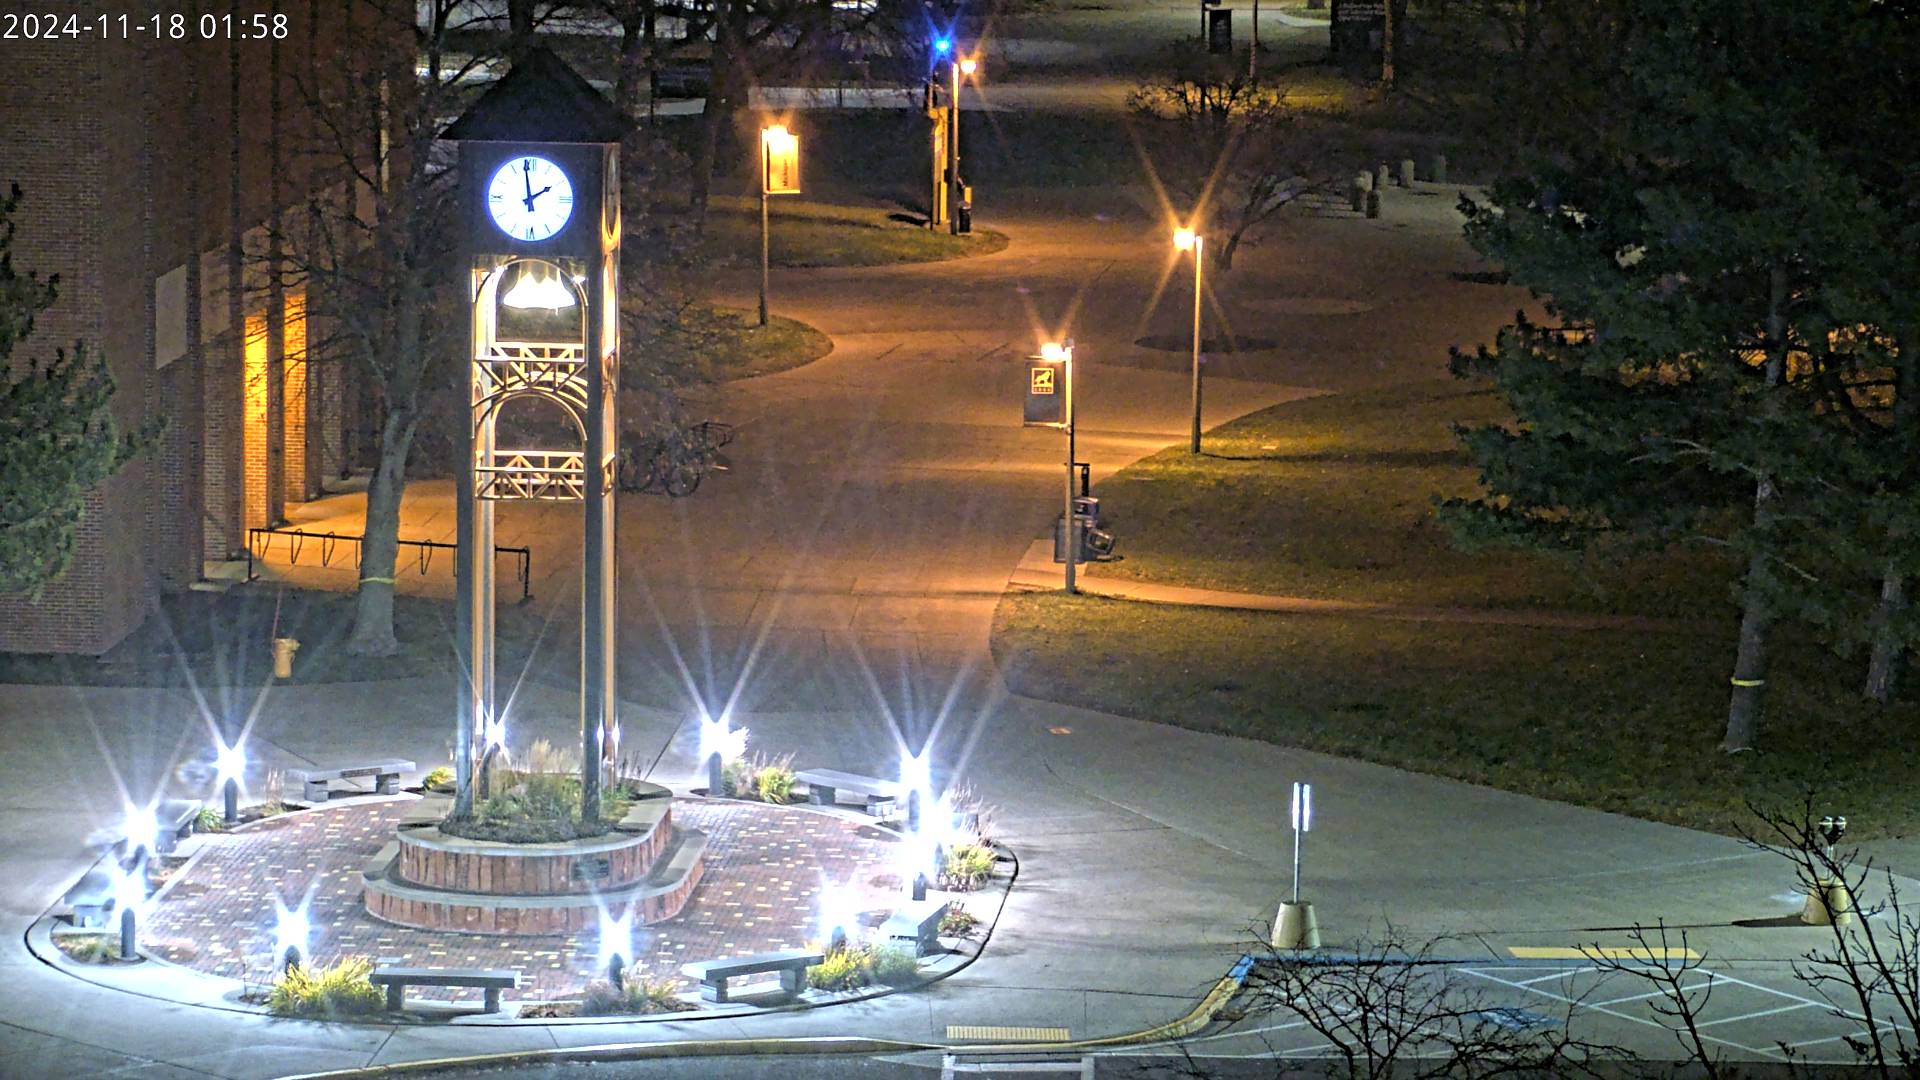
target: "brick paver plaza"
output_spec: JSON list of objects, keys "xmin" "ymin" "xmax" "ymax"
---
[{"xmin": 143, "ymin": 798, "xmax": 908, "ymax": 1003}]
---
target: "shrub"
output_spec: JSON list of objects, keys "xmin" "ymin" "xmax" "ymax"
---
[
  {"xmin": 423, "ymin": 766, "xmax": 454, "ymax": 792},
  {"xmin": 721, "ymin": 756, "xmax": 754, "ymax": 798},
  {"xmin": 806, "ymin": 945, "xmax": 874, "ymax": 991},
  {"xmin": 939, "ymin": 906, "xmax": 979, "ymax": 937},
  {"xmin": 579, "ymin": 976, "xmax": 692, "ymax": 1016},
  {"xmin": 754, "ymin": 759, "xmax": 796, "ymax": 803},
  {"xmin": 942, "ymin": 844, "xmax": 995, "ymax": 891},
  {"xmin": 871, "ymin": 943, "xmax": 921, "ymax": 986},
  {"xmin": 267, "ymin": 957, "xmax": 386, "ymax": 1018},
  {"xmin": 56, "ymin": 933, "xmax": 119, "ymax": 963},
  {"xmin": 193, "ymin": 807, "xmax": 227, "ymax": 833}
]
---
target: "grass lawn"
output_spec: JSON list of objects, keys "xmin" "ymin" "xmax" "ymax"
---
[
  {"xmin": 994, "ymin": 592, "xmax": 1920, "ymax": 839},
  {"xmin": 701, "ymin": 306, "xmax": 834, "ymax": 381},
  {"xmin": 1087, "ymin": 378, "xmax": 1734, "ymax": 617},
  {"xmin": 700, "ymin": 197, "xmax": 1008, "ymax": 268}
]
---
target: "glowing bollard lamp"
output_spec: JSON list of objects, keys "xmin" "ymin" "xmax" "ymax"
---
[
  {"xmin": 274, "ymin": 898, "xmax": 310, "ymax": 973},
  {"xmin": 214, "ymin": 738, "xmax": 247, "ymax": 826},
  {"xmin": 1272, "ymin": 781, "xmax": 1320, "ymax": 949},
  {"xmin": 599, "ymin": 908, "xmax": 632, "ymax": 988}
]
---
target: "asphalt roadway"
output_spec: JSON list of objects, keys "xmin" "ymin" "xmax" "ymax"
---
[{"xmin": 5, "ymin": 46, "xmax": 1917, "ymax": 1080}]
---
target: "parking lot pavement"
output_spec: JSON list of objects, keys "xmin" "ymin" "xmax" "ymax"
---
[{"xmin": 1131, "ymin": 956, "xmax": 1910, "ymax": 1069}]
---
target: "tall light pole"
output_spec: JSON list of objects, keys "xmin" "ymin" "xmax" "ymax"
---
[
  {"xmin": 928, "ymin": 37, "xmax": 952, "ymax": 231},
  {"xmin": 949, "ymin": 57, "xmax": 977, "ymax": 236},
  {"xmin": 1175, "ymin": 227, "xmax": 1205, "ymax": 454},
  {"xmin": 1043, "ymin": 340, "xmax": 1077, "ymax": 594},
  {"xmin": 758, "ymin": 123, "xmax": 800, "ymax": 327}
]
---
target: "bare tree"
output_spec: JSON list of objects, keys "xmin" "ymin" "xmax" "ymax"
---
[
  {"xmin": 277, "ymin": 1, "xmax": 506, "ymax": 655},
  {"xmin": 1242, "ymin": 928, "xmax": 1612, "ymax": 1079},
  {"xmin": 1129, "ymin": 44, "xmax": 1343, "ymax": 272},
  {"xmin": 1743, "ymin": 799, "xmax": 1920, "ymax": 1078}
]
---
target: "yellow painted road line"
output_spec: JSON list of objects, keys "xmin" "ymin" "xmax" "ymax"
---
[
  {"xmin": 1508, "ymin": 946, "xmax": 1702, "ymax": 961},
  {"xmin": 947, "ymin": 1026, "xmax": 1072, "ymax": 1042}
]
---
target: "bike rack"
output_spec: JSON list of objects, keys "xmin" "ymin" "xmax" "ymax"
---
[{"xmin": 245, "ymin": 527, "xmax": 532, "ymax": 603}]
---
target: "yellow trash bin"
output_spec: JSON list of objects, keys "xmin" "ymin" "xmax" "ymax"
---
[{"xmin": 272, "ymin": 637, "xmax": 300, "ymax": 679}]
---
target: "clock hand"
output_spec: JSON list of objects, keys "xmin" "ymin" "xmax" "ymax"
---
[
  {"xmin": 529, "ymin": 185, "xmax": 553, "ymax": 201},
  {"xmin": 522, "ymin": 160, "xmax": 534, "ymax": 209}
]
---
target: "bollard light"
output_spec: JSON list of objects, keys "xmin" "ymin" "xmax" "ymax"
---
[
  {"xmin": 1175, "ymin": 224, "xmax": 1206, "ymax": 453},
  {"xmin": 899, "ymin": 750, "xmax": 934, "ymax": 833},
  {"xmin": 120, "ymin": 804, "xmax": 158, "ymax": 865},
  {"xmin": 816, "ymin": 881, "xmax": 860, "ymax": 952},
  {"xmin": 482, "ymin": 711, "xmax": 508, "ymax": 752},
  {"xmin": 598, "ymin": 907, "xmax": 632, "ymax": 988},
  {"xmin": 273, "ymin": 898, "xmax": 310, "ymax": 973},
  {"xmin": 113, "ymin": 866, "xmax": 147, "ymax": 961},
  {"xmin": 1173, "ymin": 227, "xmax": 1197, "ymax": 252},
  {"xmin": 215, "ymin": 738, "xmax": 247, "ymax": 825}
]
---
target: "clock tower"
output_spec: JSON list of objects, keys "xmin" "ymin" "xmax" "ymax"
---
[{"xmin": 442, "ymin": 48, "xmax": 627, "ymax": 821}]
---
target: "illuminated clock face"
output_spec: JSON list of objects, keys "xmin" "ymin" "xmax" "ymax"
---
[{"xmin": 486, "ymin": 155, "xmax": 574, "ymax": 243}]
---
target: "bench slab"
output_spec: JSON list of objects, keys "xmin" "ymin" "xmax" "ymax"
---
[
  {"xmin": 680, "ymin": 948, "xmax": 825, "ymax": 1003},
  {"xmin": 371, "ymin": 966, "xmax": 519, "ymax": 1013},
  {"xmin": 63, "ymin": 870, "xmax": 115, "ymax": 928},
  {"xmin": 288, "ymin": 760, "xmax": 416, "ymax": 802},
  {"xmin": 881, "ymin": 898, "xmax": 949, "ymax": 956},
  {"xmin": 795, "ymin": 769, "xmax": 901, "ymax": 815}
]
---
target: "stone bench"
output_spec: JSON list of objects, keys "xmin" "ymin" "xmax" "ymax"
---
[
  {"xmin": 62, "ymin": 869, "xmax": 116, "ymax": 929},
  {"xmin": 680, "ymin": 948, "xmax": 825, "ymax": 1004},
  {"xmin": 880, "ymin": 897, "xmax": 949, "ymax": 956},
  {"xmin": 287, "ymin": 759, "xmax": 415, "ymax": 803},
  {"xmin": 369, "ymin": 965, "xmax": 519, "ymax": 1013},
  {"xmin": 127, "ymin": 798, "xmax": 203, "ymax": 857},
  {"xmin": 793, "ymin": 769, "xmax": 900, "ymax": 815}
]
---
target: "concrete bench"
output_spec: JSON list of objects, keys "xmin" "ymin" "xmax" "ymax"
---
[
  {"xmin": 794, "ymin": 769, "xmax": 900, "ymax": 815},
  {"xmin": 680, "ymin": 948, "xmax": 825, "ymax": 1004},
  {"xmin": 130, "ymin": 798, "xmax": 204, "ymax": 857},
  {"xmin": 881, "ymin": 897, "xmax": 949, "ymax": 957},
  {"xmin": 369, "ymin": 965, "xmax": 519, "ymax": 1013},
  {"xmin": 62, "ymin": 870, "xmax": 116, "ymax": 928},
  {"xmin": 287, "ymin": 759, "xmax": 415, "ymax": 803}
]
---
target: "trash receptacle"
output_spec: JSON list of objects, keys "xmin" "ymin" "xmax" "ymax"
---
[
  {"xmin": 1055, "ymin": 512, "xmax": 1113, "ymax": 563},
  {"xmin": 1072, "ymin": 495, "xmax": 1102, "ymax": 527},
  {"xmin": 272, "ymin": 637, "xmax": 300, "ymax": 679}
]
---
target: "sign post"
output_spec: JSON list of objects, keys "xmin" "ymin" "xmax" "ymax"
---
[
  {"xmin": 1024, "ymin": 342, "xmax": 1075, "ymax": 593},
  {"xmin": 760, "ymin": 124, "xmax": 800, "ymax": 327}
]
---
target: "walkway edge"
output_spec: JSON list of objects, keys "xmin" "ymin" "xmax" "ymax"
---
[
  {"xmin": 273, "ymin": 953, "xmax": 1259, "ymax": 1080},
  {"xmin": 1009, "ymin": 540, "xmax": 1704, "ymax": 633}
]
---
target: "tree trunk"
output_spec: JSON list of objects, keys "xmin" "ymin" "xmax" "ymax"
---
[
  {"xmin": 1721, "ymin": 512, "xmax": 1772, "ymax": 753},
  {"xmin": 1721, "ymin": 265, "xmax": 1789, "ymax": 753},
  {"xmin": 689, "ymin": 8, "xmax": 738, "ymax": 220},
  {"xmin": 1866, "ymin": 568, "xmax": 1906, "ymax": 703},
  {"xmin": 1865, "ymin": 328, "xmax": 1918, "ymax": 702},
  {"xmin": 345, "ymin": 407, "xmax": 415, "ymax": 656}
]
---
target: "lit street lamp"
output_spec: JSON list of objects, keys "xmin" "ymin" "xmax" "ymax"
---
[
  {"xmin": 1174, "ymin": 227, "xmax": 1205, "ymax": 454},
  {"xmin": 949, "ymin": 56, "xmax": 979, "ymax": 236},
  {"xmin": 759, "ymin": 123, "xmax": 801, "ymax": 327}
]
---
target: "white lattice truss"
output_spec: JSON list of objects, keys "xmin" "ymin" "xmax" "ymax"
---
[{"xmin": 472, "ymin": 343, "xmax": 607, "ymax": 502}]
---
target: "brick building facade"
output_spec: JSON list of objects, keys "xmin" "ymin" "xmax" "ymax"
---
[{"xmin": 0, "ymin": 8, "xmax": 354, "ymax": 654}]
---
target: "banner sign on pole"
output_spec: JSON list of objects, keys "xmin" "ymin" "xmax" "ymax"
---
[{"xmin": 1024, "ymin": 359, "xmax": 1066, "ymax": 426}]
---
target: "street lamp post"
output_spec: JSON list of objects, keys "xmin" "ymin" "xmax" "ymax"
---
[
  {"xmin": 949, "ymin": 57, "xmax": 977, "ymax": 236},
  {"xmin": 758, "ymin": 123, "xmax": 800, "ymax": 327},
  {"xmin": 1043, "ymin": 340, "xmax": 1077, "ymax": 594},
  {"xmin": 1175, "ymin": 227, "xmax": 1205, "ymax": 453}
]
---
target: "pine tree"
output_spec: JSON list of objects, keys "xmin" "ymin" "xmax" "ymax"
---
[
  {"xmin": 0, "ymin": 184, "xmax": 148, "ymax": 596},
  {"xmin": 1440, "ymin": 0, "xmax": 1908, "ymax": 751}
]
